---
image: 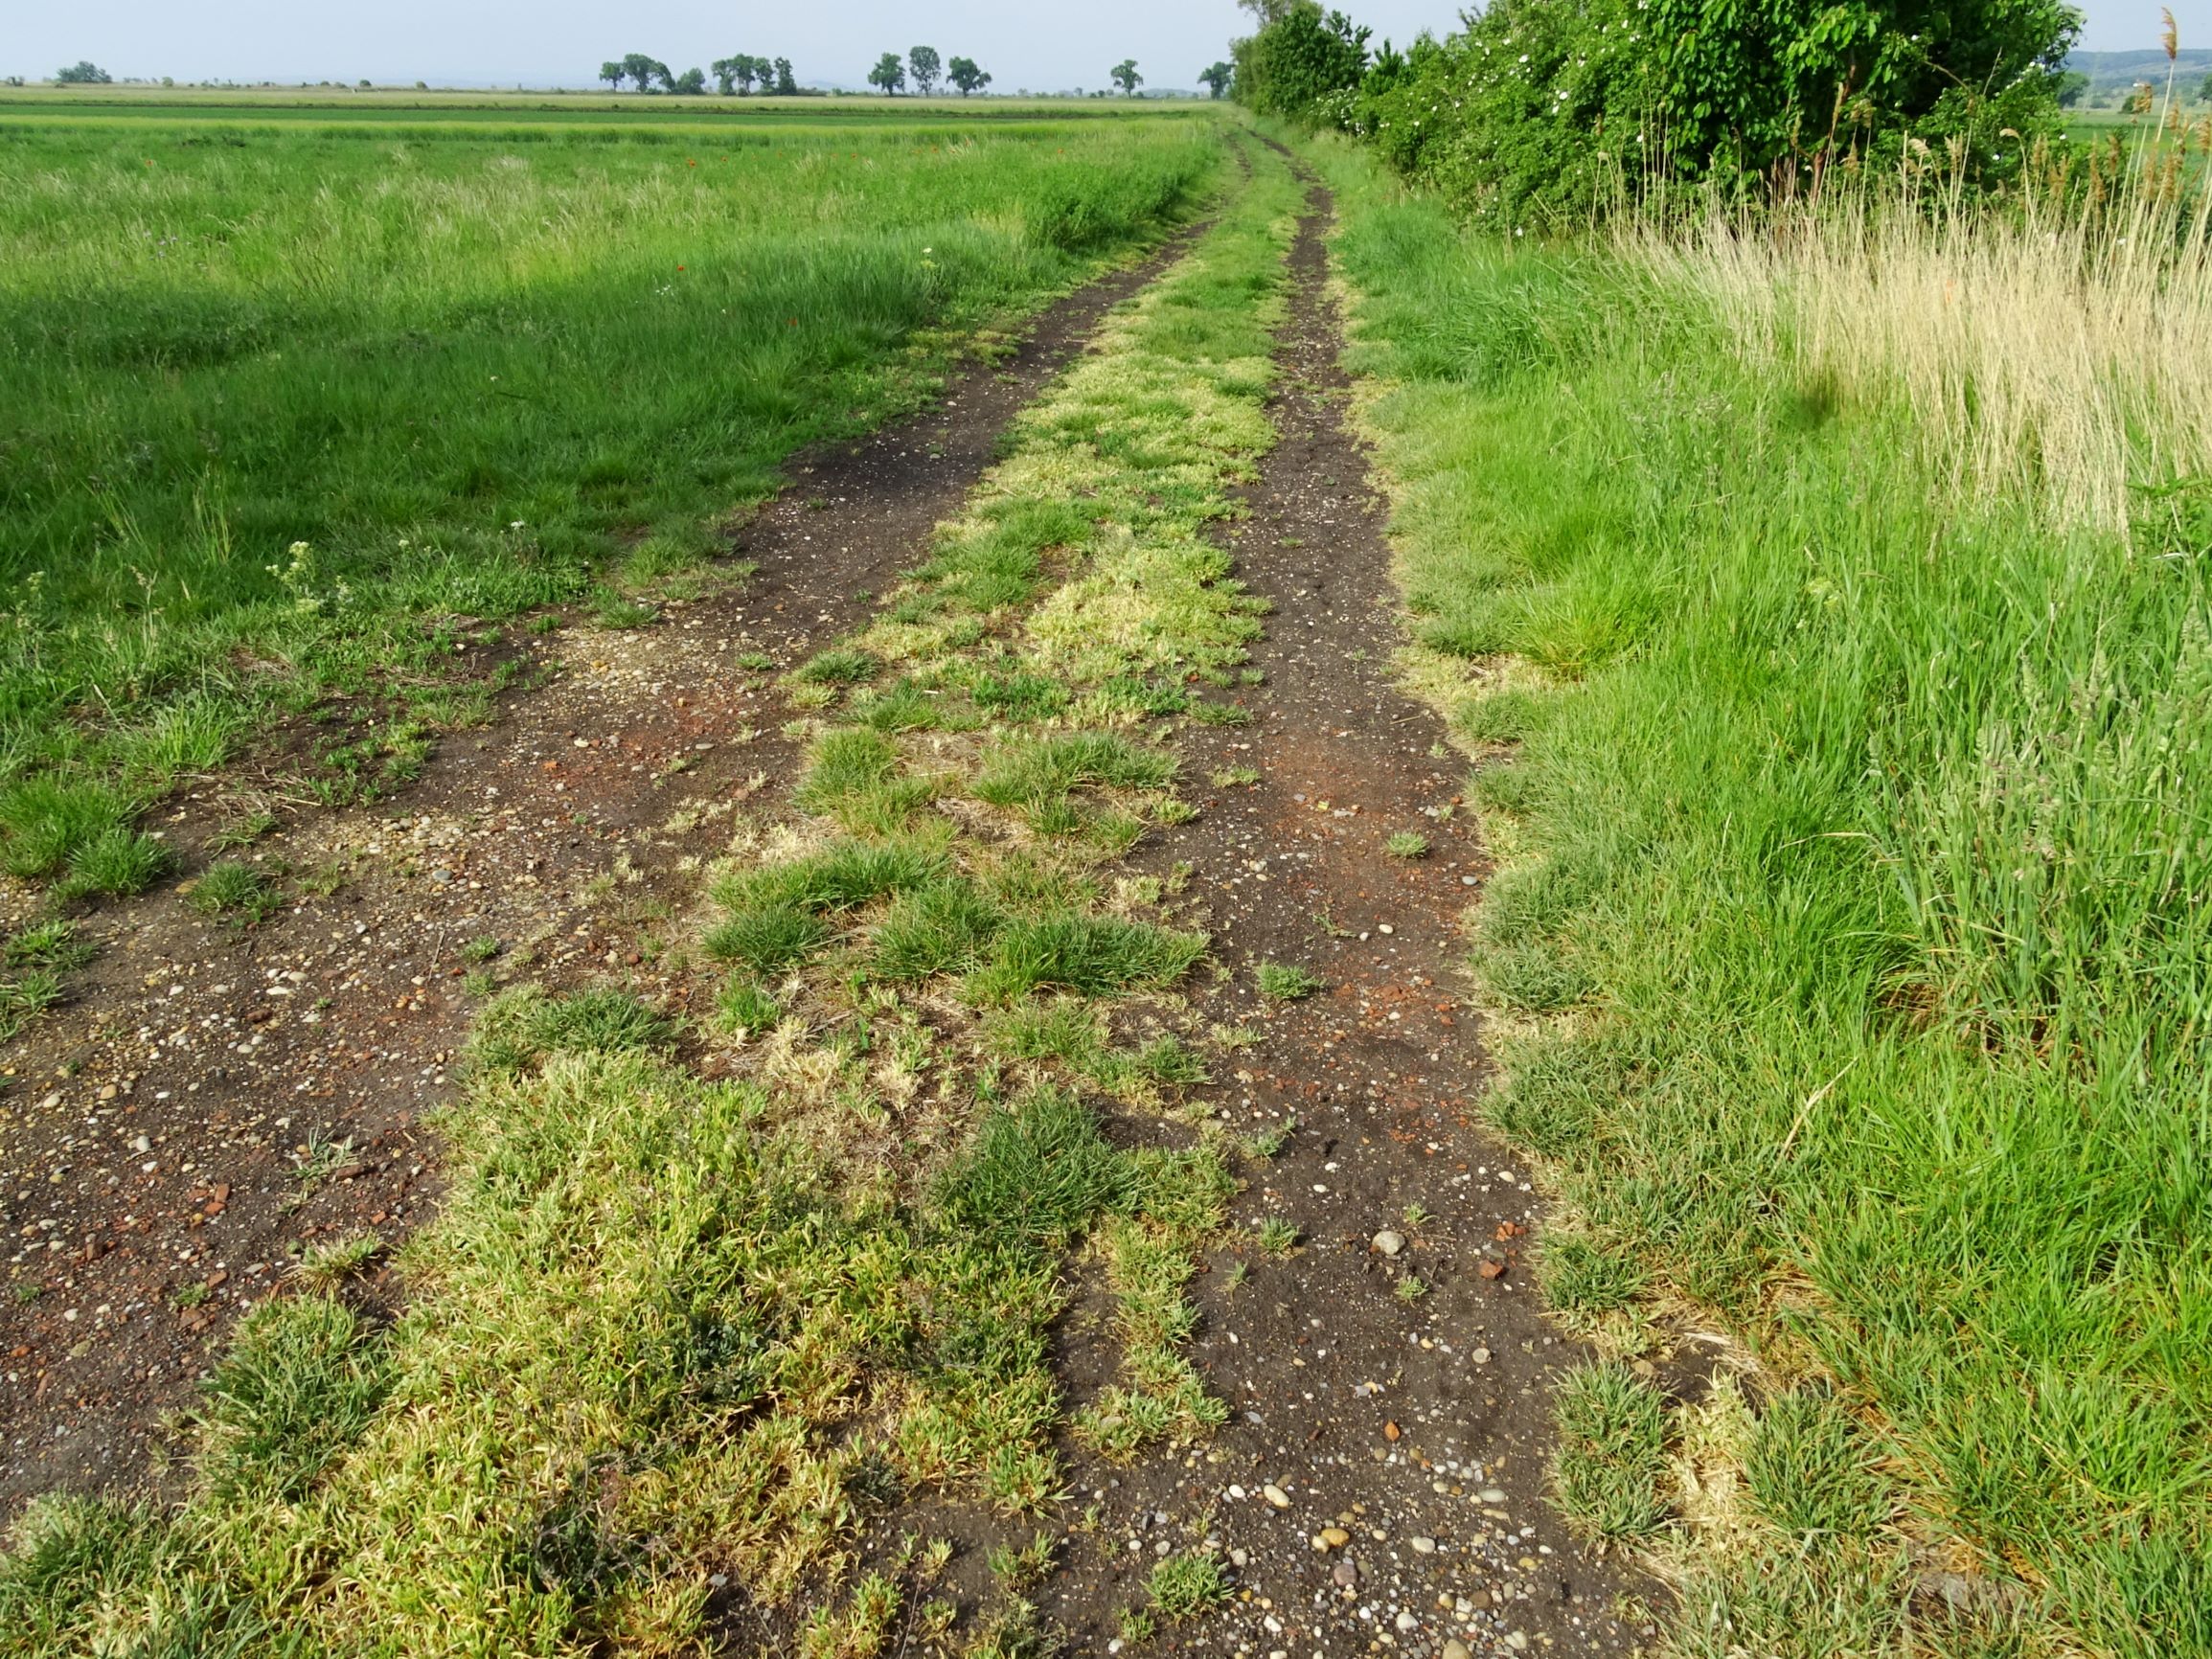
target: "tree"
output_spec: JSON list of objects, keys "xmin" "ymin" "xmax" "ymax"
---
[
  {"xmin": 1199, "ymin": 60, "xmax": 1235, "ymax": 98},
  {"xmin": 947, "ymin": 56, "xmax": 992, "ymax": 96},
  {"xmin": 600, "ymin": 60, "xmax": 626, "ymax": 92},
  {"xmin": 2201, "ymin": 70, "xmax": 2212, "ymax": 103},
  {"xmin": 1232, "ymin": 4, "xmax": 1367, "ymax": 116},
  {"xmin": 711, "ymin": 57, "xmax": 741, "ymax": 95},
  {"xmin": 1645, "ymin": 0, "xmax": 2082, "ymax": 184},
  {"xmin": 868, "ymin": 52, "xmax": 906, "ymax": 95},
  {"xmin": 56, "ymin": 61, "xmax": 112, "ymax": 84},
  {"xmin": 673, "ymin": 66, "xmax": 707, "ymax": 95},
  {"xmin": 2052, "ymin": 69, "xmax": 2089, "ymax": 108},
  {"xmin": 1110, "ymin": 58, "xmax": 1143, "ymax": 95},
  {"xmin": 619, "ymin": 53, "xmax": 668, "ymax": 93},
  {"xmin": 909, "ymin": 46, "xmax": 942, "ymax": 95},
  {"xmin": 775, "ymin": 57, "xmax": 799, "ymax": 96}
]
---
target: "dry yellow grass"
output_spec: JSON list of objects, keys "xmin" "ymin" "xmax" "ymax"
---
[{"xmin": 1633, "ymin": 132, "xmax": 2212, "ymax": 533}]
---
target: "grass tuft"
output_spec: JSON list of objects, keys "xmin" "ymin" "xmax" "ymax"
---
[{"xmin": 1255, "ymin": 962, "xmax": 1324, "ymax": 1001}]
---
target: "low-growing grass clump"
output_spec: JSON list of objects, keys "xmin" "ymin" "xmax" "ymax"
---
[{"xmin": 1255, "ymin": 961, "xmax": 1323, "ymax": 1001}]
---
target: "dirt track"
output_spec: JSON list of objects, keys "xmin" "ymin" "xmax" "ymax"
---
[
  {"xmin": 0, "ymin": 228, "xmax": 1198, "ymax": 1511},
  {"xmin": 0, "ymin": 169, "xmax": 1649, "ymax": 1656}
]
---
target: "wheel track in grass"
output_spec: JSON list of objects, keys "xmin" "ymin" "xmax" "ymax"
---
[
  {"xmin": 0, "ymin": 143, "xmax": 1649, "ymax": 1658},
  {"xmin": 0, "ymin": 218, "xmax": 1208, "ymax": 1518},
  {"xmin": 1027, "ymin": 168, "xmax": 1646, "ymax": 1657}
]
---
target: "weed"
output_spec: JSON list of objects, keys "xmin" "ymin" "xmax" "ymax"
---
[
  {"xmin": 461, "ymin": 935, "xmax": 502, "ymax": 964},
  {"xmin": 62, "ymin": 829, "xmax": 170, "ymax": 898},
  {"xmin": 966, "ymin": 915, "xmax": 1206, "ymax": 1004},
  {"xmin": 1148, "ymin": 1553, "xmax": 1229, "ymax": 1620},
  {"xmin": 1550, "ymin": 1363, "xmax": 1669, "ymax": 1546},
  {"xmin": 1256, "ymin": 962, "xmax": 1323, "ymax": 1001},
  {"xmin": 704, "ymin": 905, "xmax": 831, "ymax": 976},
  {"xmin": 716, "ymin": 978, "xmax": 783, "ymax": 1036},
  {"xmin": 294, "ymin": 1234, "xmax": 381, "ymax": 1288},
  {"xmin": 1385, "ymin": 830, "xmax": 1430, "ymax": 858},
  {"xmin": 795, "ymin": 648, "xmax": 879, "ymax": 686},
  {"xmin": 1209, "ymin": 766, "xmax": 1261, "ymax": 788},
  {"xmin": 190, "ymin": 860, "xmax": 279, "ymax": 924},
  {"xmin": 871, "ymin": 880, "xmax": 1003, "ymax": 980},
  {"xmin": 1256, "ymin": 1216, "xmax": 1298, "ymax": 1257},
  {"xmin": 1396, "ymin": 1274, "xmax": 1428, "ymax": 1303}
]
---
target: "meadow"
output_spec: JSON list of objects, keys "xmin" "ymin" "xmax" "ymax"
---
[
  {"xmin": 0, "ymin": 97, "xmax": 1223, "ymax": 890},
  {"xmin": 1320, "ymin": 126, "xmax": 2212, "ymax": 1658}
]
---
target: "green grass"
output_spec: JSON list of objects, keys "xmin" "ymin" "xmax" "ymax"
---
[
  {"xmin": 1147, "ymin": 1553, "xmax": 1230, "ymax": 1620},
  {"xmin": 0, "ymin": 100, "xmax": 1228, "ymax": 883},
  {"xmin": 1255, "ymin": 962, "xmax": 1323, "ymax": 1001},
  {"xmin": 1324, "ymin": 133, "xmax": 2212, "ymax": 1658},
  {"xmin": 188, "ymin": 858, "xmax": 280, "ymax": 923}
]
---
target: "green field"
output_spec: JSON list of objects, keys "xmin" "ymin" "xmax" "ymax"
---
[{"xmin": 0, "ymin": 98, "xmax": 1223, "ymax": 889}]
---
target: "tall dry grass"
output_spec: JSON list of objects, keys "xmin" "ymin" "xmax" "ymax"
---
[{"xmin": 1632, "ymin": 119, "xmax": 2212, "ymax": 534}]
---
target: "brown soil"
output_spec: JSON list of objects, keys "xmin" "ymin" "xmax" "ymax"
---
[
  {"xmin": 1020, "ymin": 187, "xmax": 1649, "ymax": 1656},
  {"xmin": 0, "ymin": 230, "xmax": 1197, "ymax": 1513}
]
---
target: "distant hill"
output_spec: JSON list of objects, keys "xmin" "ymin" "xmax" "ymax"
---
[{"xmin": 2064, "ymin": 48, "xmax": 2212, "ymax": 105}]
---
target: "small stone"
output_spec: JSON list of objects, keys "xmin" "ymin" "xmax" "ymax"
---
[
  {"xmin": 1471, "ymin": 1347, "xmax": 1492, "ymax": 1365},
  {"xmin": 1383, "ymin": 1420, "xmax": 1401, "ymax": 1442},
  {"xmin": 1371, "ymin": 1229, "xmax": 1405, "ymax": 1258},
  {"xmin": 1230, "ymin": 1548, "xmax": 1249, "ymax": 1569},
  {"xmin": 1319, "ymin": 1527, "xmax": 1351, "ymax": 1549},
  {"xmin": 1332, "ymin": 1560, "xmax": 1358, "ymax": 1587},
  {"xmin": 1409, "ymin": 1536, "xmax": 1436, "ymax": 1554},
  {"xmin": 1395, "ymin": 1611, "xmax": 1419, "ymax": 1633},
  {"xmin": 1505, "ymin": 1633, "xmax": 1530, "ymax": 1652},
  {"xmin": 1478, "ymin": 1489, "xmax": 1508, "ymax": 1505},
  {"xmin": 1263, "ymin": 1484, "xmax": 1291, "ymax": 1510},
  {"xmin": 1444, "ymin": 1644, "xmax": 1472, "ymax": 1659}
]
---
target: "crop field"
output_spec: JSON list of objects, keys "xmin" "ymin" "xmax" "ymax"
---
[{"xmin": 0, "ymin": 98, "xmax": 1220, "ymax": 890}]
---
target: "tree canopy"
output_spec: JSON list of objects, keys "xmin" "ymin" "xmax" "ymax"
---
[
  {"xmin": 948, "ymin": 56, "xmax": 992, "ymax": 96},
  {"xmin": 1110, "ymin": 58, "xmax": 1144, "ymax": 95},
  {"xmin": 1199, "ymin": 61, "xmax": 1236, "ymax": 99},
  {"xmin": 868, "ymin": 53, "xmax": 906, "ymax": 95},
  {"xmin": 1242, "ymin": 0, "xmax": 2082, "ymax": 225},
  {"xmin": 55, "ymin": 61, "xmax": 112, "ymax": 84},
  {"xmin": 909, "ymin": 46, "xmax": 943, "ymax": 95}
]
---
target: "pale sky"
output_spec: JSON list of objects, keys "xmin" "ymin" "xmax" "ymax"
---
[{"xmin": 2, "ymin": 1, "xmax": 2201, "ymax": 92}]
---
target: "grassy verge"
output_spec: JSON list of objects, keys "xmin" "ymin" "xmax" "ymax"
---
[
  {"xmin": 1319, "ymin": 137, "xmax": 2212, "ymax": 1659},
  {"xmin": 0, "ymin": 131, "xmax": 1306, "ymax": 1658},
  {"xmin": 0, "ymin": 103, "xmax": 1225, "ymax": 888}
]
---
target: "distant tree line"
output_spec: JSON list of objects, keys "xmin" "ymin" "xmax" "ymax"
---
[
  {"xmin": 599, "ymin": 52, "xmax": 802, "ymax": 95},
  {"xmin": 867, "ymin": 47, "xmax": 992, "ymax": 96}
]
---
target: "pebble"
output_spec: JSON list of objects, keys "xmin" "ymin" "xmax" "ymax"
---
[
  {"xmin": 1317, "ymin": 1526, "xmax": 1351, "ymax": 1549},
  {"xmin": 1263, "ymin": 1484, "xmax": 1291, "ymax": 1510},
  {"xmin": 1394, "ymin": 1611, "xmax": 1418, "ymax": 1633},
  {"xmin": 1444, "ymin": 1644, "xmax": 1471, "ymax": 1659},
  {"xmin": 1371, "ymin": 1229, "xmax": 1405, "ymax": 1258},
  {"xmin": 1409, "ymin": 1535, "xmax": 1436, "ymax": 1554},
  {"xmin": 1230, "ymin": 1548, "xmax": 1249, "ymax": 1569},
  {"xmin": 1332, "ymin": 1560, "xmax": 1358, "ymax": 1587},
  {"xmin": 1471, "ymin": 1346, "xmax": 1492, "ymax": 1365},
  {"xmin": 1506, "ymin": 1634, "xmax": 1530, "ymax": 1652},
  {"xmin": 1478, "ymin": 1488, "xmax": 1508, "ymax": 1504}
]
